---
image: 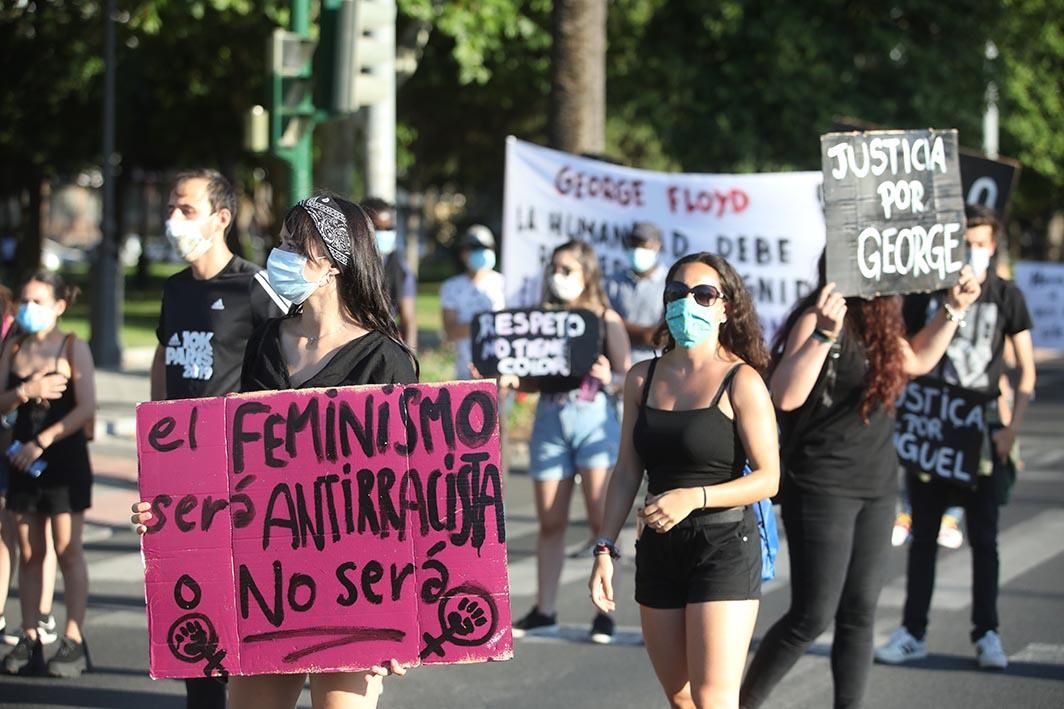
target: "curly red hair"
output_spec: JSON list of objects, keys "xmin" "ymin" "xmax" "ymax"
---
[{"xmin": 847, "ymin": 295, "xmax": 907, "ymax": 420}]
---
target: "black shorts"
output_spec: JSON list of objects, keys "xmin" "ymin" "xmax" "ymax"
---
[
  {"xmin": 6, "ymin": 478, "xmax": 92, "ymax": 515},
  {"xmin": 635, "ymin": 507, "xmax": 761, "ymax": 608}
]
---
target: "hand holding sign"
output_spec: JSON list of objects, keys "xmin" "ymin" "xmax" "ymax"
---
[
  {"xmin": 946, "ymin": 265, "xmax": 981, "ymax": 312},
  {"xmin": 815, "ymin": 284, "xmax": 848, "ymax": 339}
]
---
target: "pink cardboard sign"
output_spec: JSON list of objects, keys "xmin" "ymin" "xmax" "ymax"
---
[{"xmin": 136, "ymin": 381, "xmax": 512, "ymax": 679}]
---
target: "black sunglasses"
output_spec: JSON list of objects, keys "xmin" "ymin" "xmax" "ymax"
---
[{"xmin": 663, "ymin": 281, "xmax": 726, "ymax": 307}]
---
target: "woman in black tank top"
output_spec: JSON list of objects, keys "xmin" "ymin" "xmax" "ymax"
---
[
  {"xmin": 589, "ymin": 253, "xmax": 780, "ymax": 709},
  {"xmin": 0, "ymin": 272, "xmax": 95, "ymax": 677},
  {"xmin": 739, "ymin": 255, "xmax": 981, "ymax": 709}
]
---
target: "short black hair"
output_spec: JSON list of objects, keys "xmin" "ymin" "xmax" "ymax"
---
[
  {"xmin": 965, "ymin": 203, "xmax": 1001, "ymax": 241},
  {"xmin": 361, "ymin": 196, "xmax": 396, "ymax": 229},
  {"xmin": 174, "ymin": 169, "xmax": 237, "ymax": 234}
]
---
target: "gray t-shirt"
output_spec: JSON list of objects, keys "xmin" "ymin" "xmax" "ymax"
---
[{"xmin": 605, "ymin": 265, "xmax": 666, "ymax": 364}]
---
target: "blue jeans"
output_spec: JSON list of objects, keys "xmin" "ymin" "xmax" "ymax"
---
[{"xmin": 528, "ymin": 391, "xmax": 619, "ymax": 481}]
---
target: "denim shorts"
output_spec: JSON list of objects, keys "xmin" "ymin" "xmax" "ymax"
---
[{"xmin": 528, "ymin": 391, "xmax": 620, "ymax": 481}]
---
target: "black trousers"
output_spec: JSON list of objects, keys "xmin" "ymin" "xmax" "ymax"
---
[
  {"xmin": 902, "ymin": 469, "xmax": 1001, "ymax": 642},
  {"xmin": 740, "ymin": 489, "xmax": 894, "ymax": 709},
  {"xmin": 186, "ymin": 677, "xmax": 226, "ymax": 709}
]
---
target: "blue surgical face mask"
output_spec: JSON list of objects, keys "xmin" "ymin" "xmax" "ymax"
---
[
  {"xmin": 665, "ymin": 298, "xmax": 718, "ymax": 349},
  {"xmin": 15, "ymin": 302, "xmax": 56, "ymax": 334},
  {"xmin": 376, "ymin": 229, "xmax": 397, "ymax": 255},
  {"xmin": 266, "ymin": 248, "xmax": 323, "ymax": 305},
  {"xmin": 466, "ymin": 248, "xmax": 496, "ymax": 272},
  {"xmin": 628, "ymin": 247, "xmax": 658, "ymax": 274}
]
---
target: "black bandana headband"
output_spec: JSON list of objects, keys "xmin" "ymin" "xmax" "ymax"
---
[{"xmin": 299, "ymin": 195, "xmax": 352, "ymax": 267}]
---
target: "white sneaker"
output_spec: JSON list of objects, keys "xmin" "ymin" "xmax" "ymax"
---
[
  {"xmin": 875, "ymin": 628, "xmax": 928, "ymax": 664},
  {"xmin": 36, "ymin": 614, "xmax": 58, "ymax": 645},
  {"xmin": 975, "ymin": 630, "xmax": 1008, "ymax": 670},
  {"xmin": 891, "ymin": 513, "xmax": 912, "ymax": 547},
  {"xmin": 0, "ymin": 617, "xmax": 20, "ymax": 646},
  {"xmin": 937, "ymin": 515, "xmax": 964, "ymax": 549}
]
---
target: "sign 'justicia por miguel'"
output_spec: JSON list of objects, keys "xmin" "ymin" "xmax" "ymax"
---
[
  {"xmin": 821, "ymin": 129, "xmax": 967, "ymax": 298},
  {"xmin": 136, "ymin": 381, "xmax": 513, "ymax": 679}
]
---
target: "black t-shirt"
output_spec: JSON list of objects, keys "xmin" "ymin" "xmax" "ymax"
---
[
  {"xmin": 786, "ymin": 332, "xmax": 898, "ymax": 498},
  {"xmin": 240, "ymin": 318, "xmax": 418, "ymax": 392},
  {"xmin": 903, "ymin": 272, "xmax": 1032, "ymax": 396},
  {"xmin": 156, "ymin": 256, "xmax": 288, "ymax": 400}
]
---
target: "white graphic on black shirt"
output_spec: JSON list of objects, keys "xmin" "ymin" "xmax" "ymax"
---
[
  {"xmin": 166, "ymin": 330, "xmax": 215, "ymax": 381},
  {"xmin": 211, "ymin": 298, "xmax": 225, "ymax": 311},
  {"xmin": 929, "ymin": 299, "xmax": 999, "ymax": 389}
]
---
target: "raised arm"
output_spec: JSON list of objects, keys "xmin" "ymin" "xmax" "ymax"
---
[
  {"xmin": 902, "ymin": 267, "xmax": 981, "ymax": 376},
  {"xmin": 770, "ymin": 284, "xmax": 846, "ymax": 411}
]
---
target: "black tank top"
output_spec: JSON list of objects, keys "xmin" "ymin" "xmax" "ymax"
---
[
  {"xmin": 633, "ymin": 359, "xmax": 747, "ymax": 495},
  {"xmin": 6, "ymin": 334, "xmax": 91, "ymax": 480}
]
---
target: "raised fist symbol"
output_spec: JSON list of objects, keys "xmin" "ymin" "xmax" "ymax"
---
[
  {"xmin": 447, "ymin": 597, "xmax": 488, "ymax": 637},
  {"xmin": 176, "ymin": 619, "xmax": 209, "ymax": 657}
]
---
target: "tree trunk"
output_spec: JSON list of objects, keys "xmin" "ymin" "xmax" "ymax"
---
[
  {"xmin": 549, "ymin": 0, "xmax": 607, "ymax": 155},
  {"xmin": 16, "ymin": 175, "xmax": 43, "ymax": 280}
]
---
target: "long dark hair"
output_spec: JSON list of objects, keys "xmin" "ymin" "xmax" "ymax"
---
[
  {"xmin": 541, "ymin": 240, "xmax": 610, "ymax": 314},
  {"xmin": 771, "ymin": 252, "xmax": 906, "ymax": 420},
  {"xmin": 654, "ymin": 252, "xmax": 770, "ymax": 373},
  {"xmin": 282, "ymin": 195, "xmax": 418, "ymax": 374}
]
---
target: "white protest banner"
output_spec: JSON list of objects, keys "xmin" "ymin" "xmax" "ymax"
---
[
  {"xmin": 1014, "ymin": 261, "xmax": 1064, "ymax": 350},
  {"xmin": 501, "ymin": 137, "xmax": 825, "ymax": 340}
]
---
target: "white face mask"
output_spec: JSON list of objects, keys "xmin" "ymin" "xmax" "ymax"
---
[
  {"xmin": 549, "ymin": 272, "xmax": 584, "ymax": 302},
  {"xmin": 966, "ymin": 246, "xmax": 993, "ymax": 278},
  {"xmin": 166, "ymin": 219, "xmax": 213, "ymax": 262}
]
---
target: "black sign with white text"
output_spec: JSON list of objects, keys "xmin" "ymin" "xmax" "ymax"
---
[
  {"xmin": 470, "ymin": 308, "xmax": 601, "ymax": 380},
  {"xmin": 959, "ymin": 150, "xmax": 1021, "ymax": 218},
  {"xmin": 822, "ymin": 129, "xmax": 967, "ymax": 298},
  {"xmin": 894, "ymin": 377, "xmax": 993, "ymax": 488}
]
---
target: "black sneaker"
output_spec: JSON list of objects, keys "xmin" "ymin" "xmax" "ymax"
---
[
  {"xmin": 47, "ymin": 636, "xmax": 90, "ymax": 678},
  {"xmin": 37, "ymin": 614, "xmax": 58, "ymax": 645},
  {"xmin": 589, "ymin": 613, "xmax": 615, "ymax": 645},
  {"xmin": 3, "ymin": 633, "xmax": 45, "ymax": 676},
  {"xmin": 511, "ymin": 607, "xmax": 559, "ymax": 638},
  {"xmin": 0, "ymin": 616, "xmax": 20, "ymax": 646}
]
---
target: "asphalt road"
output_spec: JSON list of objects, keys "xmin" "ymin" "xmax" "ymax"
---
[{"xmin": 2, "ymin": 361, "xmax": 1063, "ymax": 708}]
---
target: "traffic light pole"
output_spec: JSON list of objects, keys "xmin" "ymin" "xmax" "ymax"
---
[
  {"xmin": 365, "ymin": 13, "xmax": 395, "ymax": 202},
  {"xmin": 285, "ymin": 0, "xmax": 313, "ymax": 204}
]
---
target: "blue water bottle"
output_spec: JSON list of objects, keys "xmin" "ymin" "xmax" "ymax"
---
[{"xmin": 5, "ymin": 441, "xmax": 47, "ymax": 479}]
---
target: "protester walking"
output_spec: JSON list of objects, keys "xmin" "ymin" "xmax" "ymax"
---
[
  {"xmin": 0, "ymin": 272, "xmax": 96, "ymax": 677},
  {"xmin": 876, "ymin": 205, "xmax": 1036, "ymax": 671},
  {"xmin": 440, "ymin": 225, "xmax": 505, "ymax": 379},
  {"xmin": 738, "ymin": 255, "xmax": 981, "ymax": 709},
  {"xmin": 135, "ymin": 194, "xmax": 412, "ymax": 709},
  {"xmin": 146, "ymin": 168, "xmax": 287, "ymax": 708},
  {"xmin": 506, "ymin": 240, "xmax": 630, "ymax": 644},
  {"xmin": 606, "ymin": 222, "xmax": 668, "ymax": 364},
  {"xmin": 589, "ymin": 252, "xmax": 779, "ymax": 708}
]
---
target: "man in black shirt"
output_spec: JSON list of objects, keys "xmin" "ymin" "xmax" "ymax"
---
[
  {"xmin": 150, "ymin": 169, "xmax": 286, "ymax": 707},
  {"xmin": 877, "ymin": 205, "xmax": 1036, "ymax": 671}
]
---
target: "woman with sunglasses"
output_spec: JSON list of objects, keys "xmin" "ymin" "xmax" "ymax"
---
[
  {"xmin": 133, "ymin": 195, "xmax": 415, "ymax": 709},
  {"xmin": 589, "ymin": 252, "xmax": 779, "ymax": 708},
  {"xmin": 738, "ymin": 255, "xmax": 980, "ymax": 709},
  {"xmin": 509, "ymin": 240, "xmax": 631, "ymax": 644}
]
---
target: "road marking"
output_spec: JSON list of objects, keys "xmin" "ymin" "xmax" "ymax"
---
[{"xmin": 1010, "ymin": 643, "xmax": 1064, "ymax": 665}]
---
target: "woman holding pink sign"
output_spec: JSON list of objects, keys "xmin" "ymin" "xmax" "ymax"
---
[{"xmin": 134, "ymin": 194, "xmax": 415, "ymax": 708}]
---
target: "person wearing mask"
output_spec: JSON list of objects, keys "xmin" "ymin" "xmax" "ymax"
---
[
  {"xmin": 362, "ymin": 197, "xmax": 417, "ymax": 350},
  {"xmin": 589, "ymin": 252, "xmax": 779, "ymax": 708},
  {"xmin": 440, "ymin": 225, "xmax": 506, "ymax": 380},
  {"xmin": 0, "ymin": 272, "xmax": 96, "ymax": 677},
  {"xmin": 134, "ymin": 194, "xmax": 412, "ymax": 709},
  {"xmin": 505, "ymin": 240, "xmax": 630, "ymax": 644},
  {"xmin": 606, "ymin": 222, "xmax": 668, "ymax": 364},
  {"xmin": 738, "ymin": 255, "xmax": 980, "ymax": 709},
  {"xmin": 877, "ymin": 205, "xmax": 1035, "ymax": 670},
  {"xmin": 148, "ymin": 168, "xmax": 287, "ymax": 708}
]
